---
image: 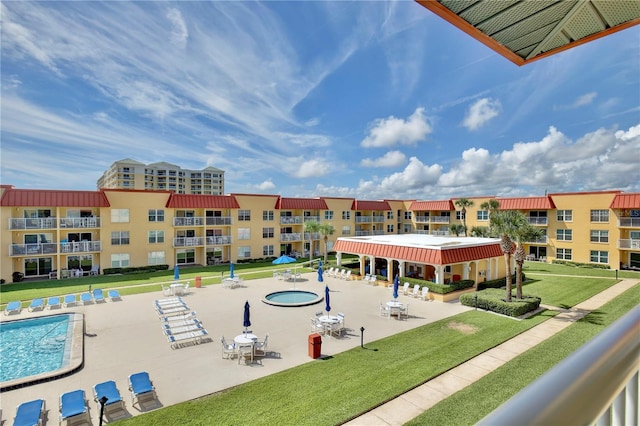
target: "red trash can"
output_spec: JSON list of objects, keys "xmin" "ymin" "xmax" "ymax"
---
[
  {"xmin": 195, "ymin": 276, "xmax": 202, "ymax": 288},
  {"xmin": 308, "ymin": 333, "xmax": 322, "ymax": 359}
]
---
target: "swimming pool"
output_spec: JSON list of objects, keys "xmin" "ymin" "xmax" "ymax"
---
[
  {"xmin": 262, "ymin": 290, "xmax": 323, "ymax": 307},
  {"xmin": 0, "ymin": 313, "xmax": 84, "ymax": 390}
]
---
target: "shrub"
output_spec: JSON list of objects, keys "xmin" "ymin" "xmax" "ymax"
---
[
  {"xmin": 103, "ymin": 264, "xmax": 168, "ymax": 275},
  {"xmin": 552, "ymin": 259, "xmax": 610, "ymax": 270},
  {"xmin": 460, "ymin": 288, "xmax": 541, "ymax": 317},
  {"xmin": 477, "ymin": 274, "xmax": 522, "ymax": 290}
]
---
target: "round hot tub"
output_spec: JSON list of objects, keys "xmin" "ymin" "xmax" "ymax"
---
[{"xmin": 262, "ymin": 290, "xmax": 323, "ymax": 307}]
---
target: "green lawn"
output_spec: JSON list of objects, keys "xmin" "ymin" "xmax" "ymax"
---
[
  {"xmin": 523, "ymin": 261, "xmax": 638, "ymax": 279},
  {"xmin": 521, "ymin": 275, "xmax": 617, "ymax": 308},
  {"xmin": 407, "ymin": 283, "xmax": 640, "ymax": 426}
]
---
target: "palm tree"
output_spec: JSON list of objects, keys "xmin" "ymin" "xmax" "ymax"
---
[
  {"xmin": 490, "ymin": 210, "xmax": 524, "ymax": 302},
  {"xmin": 513, "ymin": 223, "xmax": 544, "ymax": 299},
  {"xmin": 454, "ymin": 198, "xmax": 474, "ymax": 236},
  {"xmin": 480, "ymin": 199, "xmax": 500, "ymax": 236},
  {"xmin": 469, "ymin": 226, "xmax": 490, "ymax": 237},
  {"xmin": 449, "ymin": 223, "xmax": 465, "ymax": 236},
  {"xmin": 303, "ymin": 220, "xmax": 320, "ymax": 263},
  {"xmin": 318, "ymin": 222, "xmax": 335, "ymax": 265}
]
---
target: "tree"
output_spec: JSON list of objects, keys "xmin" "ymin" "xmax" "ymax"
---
[
  {"xmin": 303, "ymin": 220, "xmax": 320, "ymax": 263},
  {"xmin": 449, "ymin": 223, "xmax": 465, "ymax": 236},
  {"xmin": 489, "ymin": 210, "xmax": 524, "ymax": 302},
  {"xmin": 454, "ymin": 198, "xmax": 474, "ymax": 236},
  {"xmin": 480, "ymin": 199, "xmax": 500, "ymax": 236},
  {"xmin": 470, "ymin": 226, "xmax": 490, "ymax": 237},
  {"xmin": 318, "ymin": 222, "xmax": 335, "ymax": 265},
  {"xmin": 513, "ymin": 223, "xmax": 544, "ymax": 299}
]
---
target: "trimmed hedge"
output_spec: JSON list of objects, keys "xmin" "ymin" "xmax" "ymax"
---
[
  {"xmin": 477, "ymin": 274, "xmax": 523, "ymax": 290},
  {"xmin": 552, "ymin": 259, "xmax": 611, "ymax": 269},
  {"xmin": 103, "ymin": 264, "xmax": 169, "ymax": 275},
  {"xmin": 459, "ymin": 288, "xmax": 541, "ymax": 317}
]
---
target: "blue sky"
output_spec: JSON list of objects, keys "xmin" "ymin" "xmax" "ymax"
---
[{"xmin": 2, "ymin": 1, "xmax": 639, "ymax": 200}]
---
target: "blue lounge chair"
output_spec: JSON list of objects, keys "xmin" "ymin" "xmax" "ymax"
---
[
  {"xmin": 28, "ymin": 298, "xmax": 44, "ymax": 312},
  {"xmin": 13, "ymin": 398, "xmax": 45, "ymax": 426},
  {"xmin": 47, "ymin": 296, "xmax": 61, "ymax": 309},
  {"xmin": 108, "ymin": 289, "xmax": 121, "ymax": 301},
  {"xmin": 59, "ymin": 389, "xmax": 89, "ymax": 425},
  {"xmin": 93, "ymin": 380, "xmax": 126, "ymax": 417},
  {"xmin": 80, "ymin": 292, "xmax": 93, "ymax": 305},
  {"xmin": 128, "ymin": 372, "xmax": 157, "ymax": 406},
  {"xmin": 63, "ymin": 294, "xmax": 76, "ymax": 307},
  {"xmin": 4, "ymin": 301, "xmax": 21, "ymax": 315},
  {"xmin": 93, "ymin": 288, "xmax": 105, "ymax": 303}
]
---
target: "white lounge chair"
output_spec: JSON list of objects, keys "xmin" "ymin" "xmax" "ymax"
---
[
  {"xmin": 402, "ymin": 282, "xmax": 410, "ymax": 295},
  {"xmin": 162, "ymin": 311, "xmax": 197, "ymax": 322},
  {"xmin": 168, "ymin": 329, "xmax": 208, "ymax": 349},
  {"xmin": 93, "ymin": 380, "xmax": 126, "ymax": 419},
  {"xmin": 128, "ymin": 372, "xmax": 157, "ymax": 407},
  {"xmin": 108, "ymin": 289, "xmax": 122, "ymax": 301},
  {"xmin": 410, "ymin": 284, "xmax": 420, "ymax": 298},
  {"xmin": 420, "ymin": 286, "xmax": 430, "ymax": 301},
  {"xmin": 13, "ymin": 399, "xmax": 45, "ymax": 426},
  {"xmin": 63, "ymin": 294, "xmax": 76, "ymax": 307},
  {"xmin": 343, "ymin": 270, "xmax": 351, "ymax": 280},
  {"xmin": 163, "ymin": 323, "xmax": 203, "ymax": 336},
  {"xmin": 47, "ymin": 296, "xmax": 61, "ymax": 309},
  {"xmin": 28, "ymin": 298, "xmax": 44, "ymax": 312},
  {"xmin": 59, "ymin": 389, "xmax": 90, "ymax": 426}
]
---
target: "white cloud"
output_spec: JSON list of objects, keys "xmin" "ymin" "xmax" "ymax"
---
[
  {"xmin": 462, "ymin": 97, "xmax": 501, "ymax": 131},
  {"xmin": 360, "ymin": 150, "xmax": 406, "ymax": 167},
  {"xmin": 255, "ymin": 180, "xmax": 276, "ymax": 191},
  {"xmin": 166, "ymin": 8, "xmax": 188, "ymax": 47},
  {"xmin": 573, "ymin": 92, "xmax": 597, "ymax": 107},
  {"xmin": 615, "ymin": 124, "xmax": 640, "ymax": 141},
  {"xmin": 293, "ymin": 159, "xmax": 330, "ymax": 178},
  {"xmin": 361, "ymin": 107, "xmax": 432, "ymax": 148}
]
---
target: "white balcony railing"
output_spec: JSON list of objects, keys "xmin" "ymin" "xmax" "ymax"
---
[
  {"xmin": 280, "ymin": 216, "xmax": 303, "ymax": 225},
  {"xmin": 303, "ymin": 216, "xmax": 320, "ymax": 222},
  {"xmin": 60, "ymin": 241, "xmax": 102, "ymax": 253},
  {"xmin": 527, "ymin": 236, "xmax": 548, "ymax": 244},
  {"xmin": 355, "ymin": 216, "xmax": 373, "ymax": 223},
  {"xmin": 9, "ymin": 218, "xmax": 57, "ymax": 230},
  {"xmin": 431, "ymin": 216, "xmax": 450, "ymax": 224},
  {"xmin": 528, "ymin": 217, "xmax": 548, "ymax": 225},
  {"xmin": 60, "ymin": 217, "xmax": 101, "ymax": 228},
  {"xmin": 280, "ymin": 233, "xmax": 302, "ymax": 242},
  {"xmin": 205, "ymin": 217, "xmax": 233, "ymax": 226},
  {"xmin": 618, "ymin": 239, "xmax": 640, "ymax": 249},
  {"xmin": 619, "ymin": 217, "xmax": 640, "ymax": 227},
  {"xmin": 414, "ymin": 216, "xmax": 430, "ymax": 223},
  {"xmin": 9, "ymin": 243, "xmax": 58, "ymax": 256},
  {"xmin": 173, "ymin": 217, "xmax": 205, "ymax": 226},
  {"xmin": 355, "ymin": 231, "xmax": 370, "ymax": 236},
  {"xmin": 173, "ymin": 237, "xmax": 204, "ymax": 247},
  {"xmin": 206, "ymin": 236, "xmax": 232, "ymax": 245}
]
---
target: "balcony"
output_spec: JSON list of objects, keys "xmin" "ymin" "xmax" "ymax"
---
[
  {"xmin": 206, "ymin": 216, "xmax": 233, "ymax": 226},
  {"xmin": 619, "ymin": 217, "xmax": 640, "ymax": 227},
  {"xmin": 9, "ymin": 218, "xmax": 57, "ymax": 230},
  {"xmin": 280, "ymin": 216, "xmax": 303, "ymax": 225},
  {"xmin": 9, "ymin": 243, "xmax": 58, "ymax": 256},
  {"xmin": 527, "ymin": 236, "xmax": 548, "ymax": 244},
  {"xmin": 173, "ymin": 217, "xmax": 204, "ymax": 226},
  {"xmin": 618, "ymin": 239, "xmax": 640, "ymax": 249},
  {"xmin": 303, "ymin": 216, "xmax": 320, "ymax": 222},
  {"xmin": 60, "ymin": 241, "xmax": 102, "ymax": 253},
  {"xmin": 303, "ymin": 232, "xmax": 320, "ymax": 240},
  {"xmin": 173, "ymin": 237, "xmax": 204, "ymax": 247},
  {"xmin": 528, "ymin": 217, "xmax": 548, "ymax": 225},
  {"xmin": 206, "ymin": 236, "xmax": 233, "ymax": 245},
  {"xmin": 280, "ymin": 233, "xmax": 302, "ymax": 242},
  {"xmin": 372, "ymin": 216, "xmax": 385, "ymax": 223},
  {"xmin": 355, "ymin": 216, "xmax": 372, "ymax": 223},
  {"xmin": 372, "ymin": 230, "xmax": 385, "ymax": 235},
  {"xmin": 60, "ymin": 217, "xmax": 101, "ymax": 228},
  {"xmin": 355, "ymin": 230, "xmax": 370, "ymax": 236},
  {"xmin": 431, "ymin": 216, "xmax": 450, "ymax": 224},
  {"xmin": 414, "ymin": 215, "xmax": 429, "ymax": 223}
]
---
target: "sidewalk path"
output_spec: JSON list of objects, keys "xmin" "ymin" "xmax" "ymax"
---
[{"xmin": 345, "ymin": 278, "xmax": 639, "ymax": 425}]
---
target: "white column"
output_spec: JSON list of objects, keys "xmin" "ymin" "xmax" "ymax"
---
[
  {"xmin": 336, "ymin": 252, "xmax": 342, "ymax": 266},
  {"xmin": 386, "ymin": 259, "xmax": 393, "ymax": 282},
  {"xmin": 398, "ymin": 260, "xmax": 405, "ymax": 278},
  {"xmin": 435, "ymin": 265, "xmax": 444, "ymax": 284},
  {"xmin": 463, "ymin": 262, "xmax": 471, "ymax": 280}
]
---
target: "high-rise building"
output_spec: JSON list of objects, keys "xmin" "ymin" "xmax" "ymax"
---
[{"xmin": 97, "ymin": 159, "xmax": 225, "ymax": 195}]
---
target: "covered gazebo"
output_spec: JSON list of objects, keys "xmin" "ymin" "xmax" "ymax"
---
[{"xmin": 333, "ymin": 234, "xmax": 507, "ymax": 286}]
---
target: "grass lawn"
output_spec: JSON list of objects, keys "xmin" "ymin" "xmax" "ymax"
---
[
  {"xmin": 119, "ymin": 310, "xmax": 554, "ymax": 426},
  {"xmin": 407, "ymin": 283, "xmax": 640, "ymax": 426},
  {"xmin": 521, "ymin": 275, "xmax": 617, "ymax": 308},
  {"xmin": 523, "ymin": 261, "xmax": 639, "ymax": 279}
]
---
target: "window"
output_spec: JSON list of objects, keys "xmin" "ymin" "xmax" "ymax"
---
[
  {"xmin": 556, "ymin": 229, "xmax": 572, "ymax": 241},
  {"xmin": 341, "ymin": 225, "xmax": 350, "ymax": 236},
  {"xmin": 590, "ymin": 250, "xmax": 608, "ymax": 264},
  {"xmin": 590, "ymin": 230, "xmax": 609, "ymax": 243},
  {"xmin": 557, "ymin": 210, "xmax": 573, "ymax": 221},
  {"xmin": 111, "ymin": 231, "xmax": 130, "ymax": 245},
  {"xmin": 386, "ymin": 224, "xmax": 394, "ymax": 233},
  {"xmin": 263, "ymin": 210, "xmax": 274, "ymax": 221},
  {"xmin": 404, "ymin": 211, "xmax": 412, "ymax": 220},
  {"xmin": 237, "ymin": 246, "xmax": 251, "ymax": 259},
  {"xmin": 263, "ymin": 245, "xmax": 274, "ymax": 256},
  {"xmin": 111, "ymin": 209, "xmax": 129, "ymax": 223},
  {"xmin": 342, "ymin": 211, "xmax": 351, "ymax": 220},
  {"xmin": 148, "ymin": 251, "xmax": 165, "ymax": 265},
  {"xmin": 238, "ymin": 228, "xmax": 250, "ymax": 240},
  {"xmin": 325, "ymin": 211, "xmax": 334, "ymax": 220},
  {"xmin": 176, "ymin": 249, "xmax": 195, "ymax": 265},
  {"xmin": 590, "ymin": 210, "xmax": 609, "ymax": 222},
  {"xmin": 403, "ymin": 224, "xmax": 413, "ymax": 233},
  {"xmin": 111, "ymin": 253, "xmax": 130, "ymax": 268},
  {"xmin": 263, "ymin": 227, "xmax": 274, "ymax": 238},
  {"xmin": 148, "ymin": 230, "xmax": 164, "ymax": 244},
  {"xmin": 557, "ymin": 248, "xmax": 572, "ymax": 260},
  {"xmin": 456, "ymin": 211, "xmax": 463, "ymax": 220},
  {"xmin": 238, "ymin": 210, "xmax": 251, "ymax": 221},
  {"xmin": 477, "ymin": 210, "xmax": 489, "ymax": 221},
  {"xmin": 148, "ymin": 209, "xmax": 164, "ymax": 222},
  {"xmin": 386, "ymin": 211, "xmax": 394, "ymax": 220}
]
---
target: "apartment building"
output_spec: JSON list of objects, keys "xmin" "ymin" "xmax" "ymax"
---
[
  {"xmin": 96, "ymin": 159, "xmax": 225, "ymax": 195},
  {"xmin": 1, "ymin": 185, "xmax": 638, "ymax": 281}
]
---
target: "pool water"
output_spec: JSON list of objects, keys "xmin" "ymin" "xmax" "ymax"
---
[
  {"xmin": 263, "ymin": 290, "xmax": 323, "ymax": 307},
  {"xmin": 0, "ymin": 314, "xmax": 72, "ymax": 383}
]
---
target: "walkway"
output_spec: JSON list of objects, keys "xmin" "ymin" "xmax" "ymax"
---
[{"xmin": 345, "ymin": 278, "xmax": 639, "ymax": 425}]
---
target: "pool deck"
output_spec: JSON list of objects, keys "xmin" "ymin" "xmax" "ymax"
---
[{"xmin": 0, "ymin": 273, "xmax": 471, "ymax": 424}]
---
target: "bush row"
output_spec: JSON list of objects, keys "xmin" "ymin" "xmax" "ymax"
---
[
  {"xmin": 103, "ymin": 264, "xmax": 169, "ymax": 275},
  {"xmin": 552, "ymin": 259, "xmax": 611, "ymax": 269},
  {"xmin": 459, "ymin": 288, "xmax": 541, "ymax": 317},
  {"xmin": 477, "ymin": 274, "xmax": 523, "ymax": 290}
]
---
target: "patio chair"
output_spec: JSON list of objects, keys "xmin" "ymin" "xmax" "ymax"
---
[
  {"xmin": 93, "ymin": 288, "xmax": 106, "ymax": 303},
  {"xmin": 161, "ymin": 284, "xmax": 172, "ymax": 296},
  {"xmin": 59, "ymin": 389, "xmax": 90, "ymax": 426},
  {"xmin": 420, "ymin": 286, "xmax": 430, "ymax": 301},
  {"xmin": 93, "ymin": 380, "xmax": 126, "ymax": 418},
  {"xmin": 28, "ymin": 298, "xmax": 44, "ymax": 312},
  {"xmin": 90, "ymin": 265, "xmax": 100, "ymax": 276},
  {"xmin": 370, "ymin": 276, "xmax": 377, "ymax": 286},
  {"xmin": 81, "ymin": 292, "xmax": 93, "ymax": 305},
  {"xmin": 310, "ymin": 318, "xmax": 324, "ymax": 334},
  {"xmin": 221, "ymin": 336, "xmax": 237, "ymax": 359},
  {"xmin": 107, "ymin": 289, "xmax": 122, "ymax": 301},
  {"xmin": 402, "ymin": 282, "xmax": 410, "ymax": 295},
  {"xmin": 362, "ymin": 274, "xmax": 370, "ymax": 282},
  {"xmin": 128, "ymin": 372, "xmax": 157, "ymax": 407},
  {"xmin": 254, "ymin": 334, "xmax": 269, "ymax": 356},
  {"xmin": 63, "ymin": 294, "xmax": 76, "ymax": 307},
  {"xmin": 343, "ymin": 270, "xmax": 351, "ymax": 280},
  {"xmin": 182, "ymin": 282, "xmax": 191, "ymax": 295},
  {"xmin": 410, "ymin": 284, "xmax": 420, "ymax": 298},
  {"xmin": 47, "ymin": 296, "xmax": 61, "ymax": 310},
  {"xmin": 4, "ymin": 301, "xmax": 21, "ymax": 315},
  {"xmin": 398, "ymin": 303, "xmax": 409, "ymax": 320},
  {"xmin": 379, "ymin": 302, "xmax": 390, "ymax": 318},
  {"xmin": 13, "ymin": 399, "xmax": 45, "ymax": 426}
]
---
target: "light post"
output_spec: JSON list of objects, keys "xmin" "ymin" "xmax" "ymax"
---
[
  {"xmin": 98, "ymin": 396, "xmax": 108, "ymax": 426},
  {"xmin": 360, "ymin": 326, "xmax": 365, "ymax": 348}
]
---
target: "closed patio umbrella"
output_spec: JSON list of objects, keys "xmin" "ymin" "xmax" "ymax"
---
[
  {"xmin": 174, "ymin": 265, "xmax": 180, "ymax": 281},
  {"xmin": 243, "ymin": 301, "xmax": 251, "ymax": 333},
  {"xmin": 393, "ymin": 275, "xmax": 399, "ymax": 300},
  {"xmin": 230, "ymin": 263, "xmax": 235, "ymax": 279},
  {"xmin": 324, "ymin": 285, "xmax": 331, "ymax": 315},
  {"xmin": 318, "ymin": 263, "xmax": 324, "ymax": 283}
]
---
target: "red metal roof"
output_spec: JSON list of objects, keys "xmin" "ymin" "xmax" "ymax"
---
[
  {"xmin": 166, "ymin": 194, "xmax": 240, "ymax": 209},
  {"xmin": 497, "ymin": 196, "xmax": 555, "ymax": 210},
  {"xmin": 333, "ymin": 238, "xmax": 502, "ymax": 265},
  {"xmin": 351, "ymin": 200, "xmax": 391, "ymax": 211},
  {"xmin": 610, "ymin": 193, "xmax": 640, "ymax": 209},
  {"xmin": 276, "ymin": 197, "xmax": 328, "ymax": 210},
  {"xmin": 0, "ymin": 189, "xmax": 110, "ymax": 207},
  {"xmin": 409, "ymin": 200, "xmax": 454, "ymax": 211}
]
